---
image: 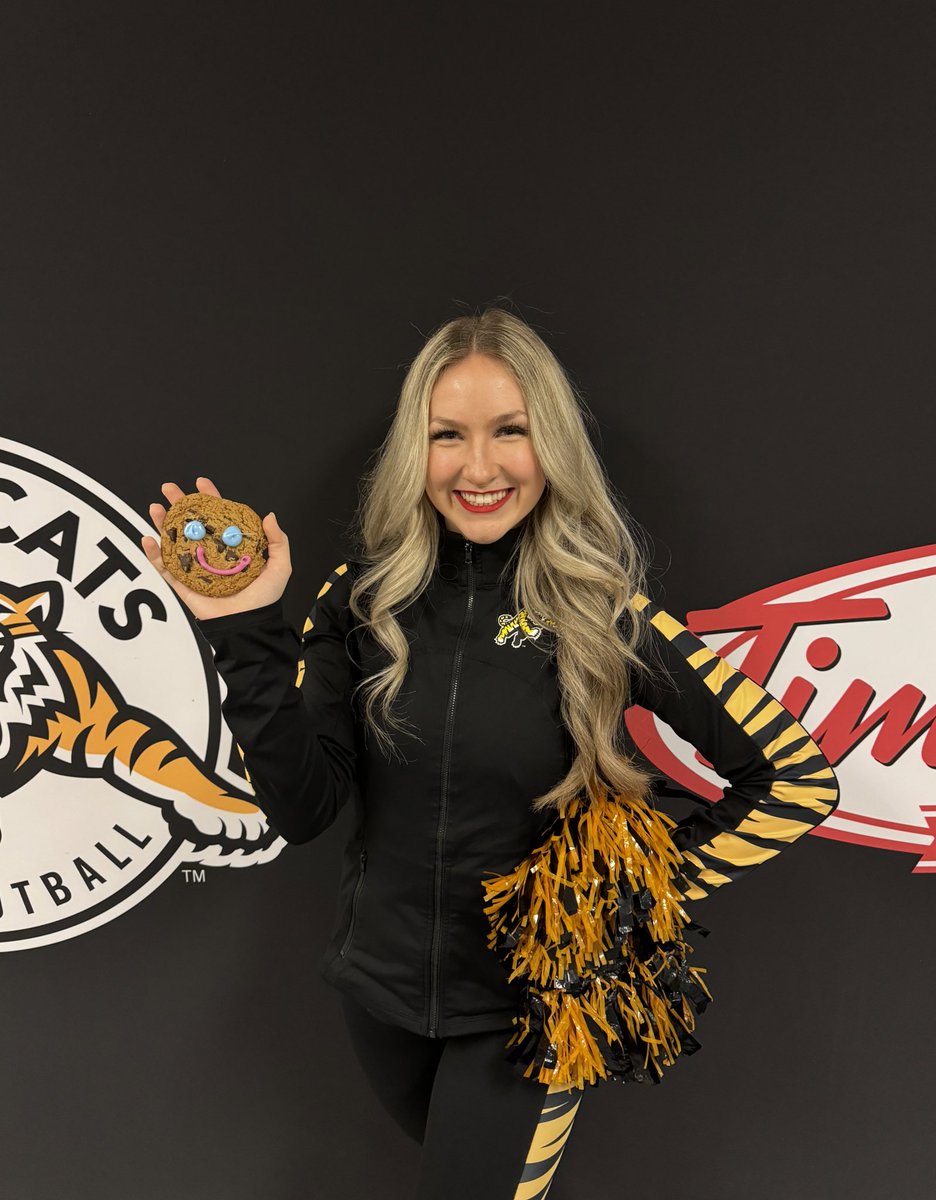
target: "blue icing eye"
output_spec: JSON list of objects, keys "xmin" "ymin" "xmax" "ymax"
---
[
  {"xmin": 183, "ymin": 519, "xmax": 206, "ymax": 540},
  {"xmin": 221, "ymin": 525, "xmax": 243, "ymax": 548}
]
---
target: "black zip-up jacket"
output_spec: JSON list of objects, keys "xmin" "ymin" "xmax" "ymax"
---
[{"xmin": 196, "ymin": 512, "xmax": 840, "ymax": 1039}]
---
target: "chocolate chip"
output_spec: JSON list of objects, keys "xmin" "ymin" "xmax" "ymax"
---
[
  {"xmin": 204, "ymin": 525, "xmax": 214, "ymax": 536},
  {"xmin": 167, "ymin": 527, "xmax": 177, "ymax": 542},
  {"xmin": 214, "ymin": 538, "xmax": 226, "ymax": 554},
  {"xmin": 225, "ymin": 549, "xmax": 238, "ymax": 561},
  {"xmin": 178, "ymin": 552, "xmax": 192, "ymax": 573}
]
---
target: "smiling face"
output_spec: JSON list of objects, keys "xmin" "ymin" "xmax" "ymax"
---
[
  {"xmin": 426, "ymin": 353, "xmax": 546, "ymax": 543},
  {"xmin": 159, "ymin": 493, "xmax": 268, "ymax": 597}
]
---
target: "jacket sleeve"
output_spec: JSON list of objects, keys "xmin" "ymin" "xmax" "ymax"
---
[
  {"xmin": 195, "ymin": 561, "xmax": 359, "ymax": 844},
  {"xmin": 628, "ymin": 590, "xmax": 840, "ymax": 902}
]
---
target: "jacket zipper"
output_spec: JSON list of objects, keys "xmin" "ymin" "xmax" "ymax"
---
[
  {"xmin": 428, "ymin": 538, "xmax": 475, "ymax": 1036},
  {"xmin": 339, "ymin": 848, "xmax": 368, "ymax": 958}
]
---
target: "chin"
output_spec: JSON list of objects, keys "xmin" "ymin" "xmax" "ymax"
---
[{"xmin": 451, "ymin": 515, "xmax": 518, "ymax": 541}]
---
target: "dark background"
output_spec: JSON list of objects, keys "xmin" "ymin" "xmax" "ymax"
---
[{"xmin": 2, "ymin": 3, "xmax": 933, "ymax": 1197}]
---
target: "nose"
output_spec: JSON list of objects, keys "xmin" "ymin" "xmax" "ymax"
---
[{"xmin": 460, "ymin": 438, "xmax": 501, "ymax": 487}]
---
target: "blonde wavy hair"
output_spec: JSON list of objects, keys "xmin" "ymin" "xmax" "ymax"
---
[{"xmin": 347, "ymin": 306, "xmax": 667, "ymax": 816}]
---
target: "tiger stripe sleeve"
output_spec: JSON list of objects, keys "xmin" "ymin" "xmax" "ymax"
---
[
  {"xmin": 195, "ymin": 561, "xmax": 359, "ymax": 844},
  {"xmin": 628, "ymin": 590, "xmax": 840, "ymax": 902}
]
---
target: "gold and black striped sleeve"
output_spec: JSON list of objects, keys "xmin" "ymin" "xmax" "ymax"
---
[
  {"xmin": 630, "ymin": 591, "xmax": 840, "ymax": 901},
  {"xmin": 297, "ymin": 560, "xmax": 352, "ymax": 687}
]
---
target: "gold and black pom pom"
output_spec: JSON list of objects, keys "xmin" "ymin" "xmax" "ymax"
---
[{"xmin": 481, "ymin": 790, "xmax": 713, "ymax": 1090}]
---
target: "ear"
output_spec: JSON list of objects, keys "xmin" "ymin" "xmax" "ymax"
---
[{"xmin": 0, "ymin": 583, "xmax": 63, "ymax": 634}]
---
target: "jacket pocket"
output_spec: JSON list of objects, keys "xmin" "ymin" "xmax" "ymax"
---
[{"xmin": 339, "ymin": 848, "xmax": 367, "ymax": 958}]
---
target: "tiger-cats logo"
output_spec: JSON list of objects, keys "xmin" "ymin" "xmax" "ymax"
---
[
  {"xmin": 494, "ymin": 608, "xmax": 557, "ymax": 649},
  {"xmin": 0, "ymin": 438, "xmax": 284, "ymax": 951}
]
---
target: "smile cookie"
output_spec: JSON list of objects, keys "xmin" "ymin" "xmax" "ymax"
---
[{"xmin": 159, "ymin": 492, "xmax": 268, "ymax": 597}]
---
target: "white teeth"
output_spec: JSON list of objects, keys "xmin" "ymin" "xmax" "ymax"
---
[{"xmin": 458, "ymin": 489, "xmax": 510, "ymax": 506}]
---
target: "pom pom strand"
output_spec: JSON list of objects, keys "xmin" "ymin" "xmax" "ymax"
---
[{"xmin": 481, "ymin": 790, "xmax": 714, "ymax": 1090}]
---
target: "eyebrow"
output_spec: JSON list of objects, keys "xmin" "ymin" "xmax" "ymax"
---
[{"xmin": 429, "ymin": 410, "xmax": 528, "ymax": 427}]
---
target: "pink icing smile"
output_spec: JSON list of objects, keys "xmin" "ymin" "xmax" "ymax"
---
[{"xmin": 195, "ymin": 544, "xmax": 252, "ymax": 575}]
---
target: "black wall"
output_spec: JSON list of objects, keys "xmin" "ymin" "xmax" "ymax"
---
[{"xmin": 1, "ymin": 4, "xmax": 933, "ymax": 1197}]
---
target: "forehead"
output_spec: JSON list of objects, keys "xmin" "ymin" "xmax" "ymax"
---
[{"xmin": 429, "ymin": 354, "xmax": 525, "ymax": 418}]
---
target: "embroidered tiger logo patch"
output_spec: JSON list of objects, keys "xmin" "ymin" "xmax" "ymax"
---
[{"xmin": 494, "ymin": 608, "xmax": 556, "ymax": 649}]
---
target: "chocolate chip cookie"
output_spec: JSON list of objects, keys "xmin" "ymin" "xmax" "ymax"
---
[{"xmin": 159, "ymin": 492, "xmax": 268, "ymax": 597}]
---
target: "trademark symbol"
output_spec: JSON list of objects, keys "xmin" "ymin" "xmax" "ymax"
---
[{"xmin": 181, "ymin": 868, "xmax": 206, "ymax": 884}]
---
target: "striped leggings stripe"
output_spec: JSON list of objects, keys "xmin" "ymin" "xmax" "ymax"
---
[{"xmin": 513, "ymin": 1081, "xmax": 585, "ymax": 1199}]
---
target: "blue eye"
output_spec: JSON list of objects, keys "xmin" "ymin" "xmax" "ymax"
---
[
  {"xmin": 183, "ymin": 519, "xmax": 206, "ymax": 540},
  {"xmin": 221, "ymin": 525, "xmax": 243, "ymax": 547}
]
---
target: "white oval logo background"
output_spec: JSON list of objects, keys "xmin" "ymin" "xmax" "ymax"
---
[
  {"xmin": 0, "ymin": 437, "xmax": 284, "ymax": 951},
  {"xmin": 627, "ymin": 544, "xmax": 936, "ymax": 876}
]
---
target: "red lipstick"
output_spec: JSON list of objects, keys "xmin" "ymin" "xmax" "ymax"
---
[{"xmin": 455, "ymin": 488, "xmax": 514, "ymax": 514}]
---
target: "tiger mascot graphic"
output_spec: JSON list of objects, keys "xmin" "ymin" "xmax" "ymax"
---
[
  {"xmin": 494, "ymin": 607, "xmax": 556, "ymax": 649},
  {"xmin": 0, "ymin": 578, "xmax": 278, "ymax": 856}
]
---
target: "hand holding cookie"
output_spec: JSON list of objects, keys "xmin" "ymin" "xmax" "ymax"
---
[{"xmin": 140, "ymin": 476, "xmax": 292, "ymax": 620}]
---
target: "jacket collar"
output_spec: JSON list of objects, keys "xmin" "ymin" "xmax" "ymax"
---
[{"xmin": 434, "ymin": 506, "xmax": 529, "ymax": 588}]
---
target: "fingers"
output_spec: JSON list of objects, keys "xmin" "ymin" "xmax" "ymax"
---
[
  {"xmin": 140, "ymin": 533, "xmax": 165, "ymax": 572},
  {"xmin": 263, "ymin": 511, "xmax": 288, "ymax": 544},
  {"xmin": 158, "ymin": 475, "xmax": 221, "ymax": 508},
  {"xmin": 148, "ymin": 501, "xmax": 166, "ymax": 532},
  {"xmin": 262, "ymin": 513, "xmax": 290, "ymax": 571},
  {"xmin": 159, "ymin": 481, "xmax": 186, "ymax": 506},
  {"xmin": 195, "ymin": 475, "xmax": 222, "ymax": 498}
]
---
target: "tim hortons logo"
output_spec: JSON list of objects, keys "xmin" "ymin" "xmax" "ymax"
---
[
  {"xmin": 0, "ymin": 437, "xmax": 284, "ymax": 951},
  {"xmin": 625, "ymin": 544, "xmax": 936, "ymax": 875}
]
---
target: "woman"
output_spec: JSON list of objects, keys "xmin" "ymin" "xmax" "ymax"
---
[{"xmin": 141, "ymin": 308, "xmax": 840, "ymax": 1199}]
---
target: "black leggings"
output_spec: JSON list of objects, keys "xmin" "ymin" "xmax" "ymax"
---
[{"xmin": 339, "ymin": 993, "xmax": 588, "ymax": 1199}]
